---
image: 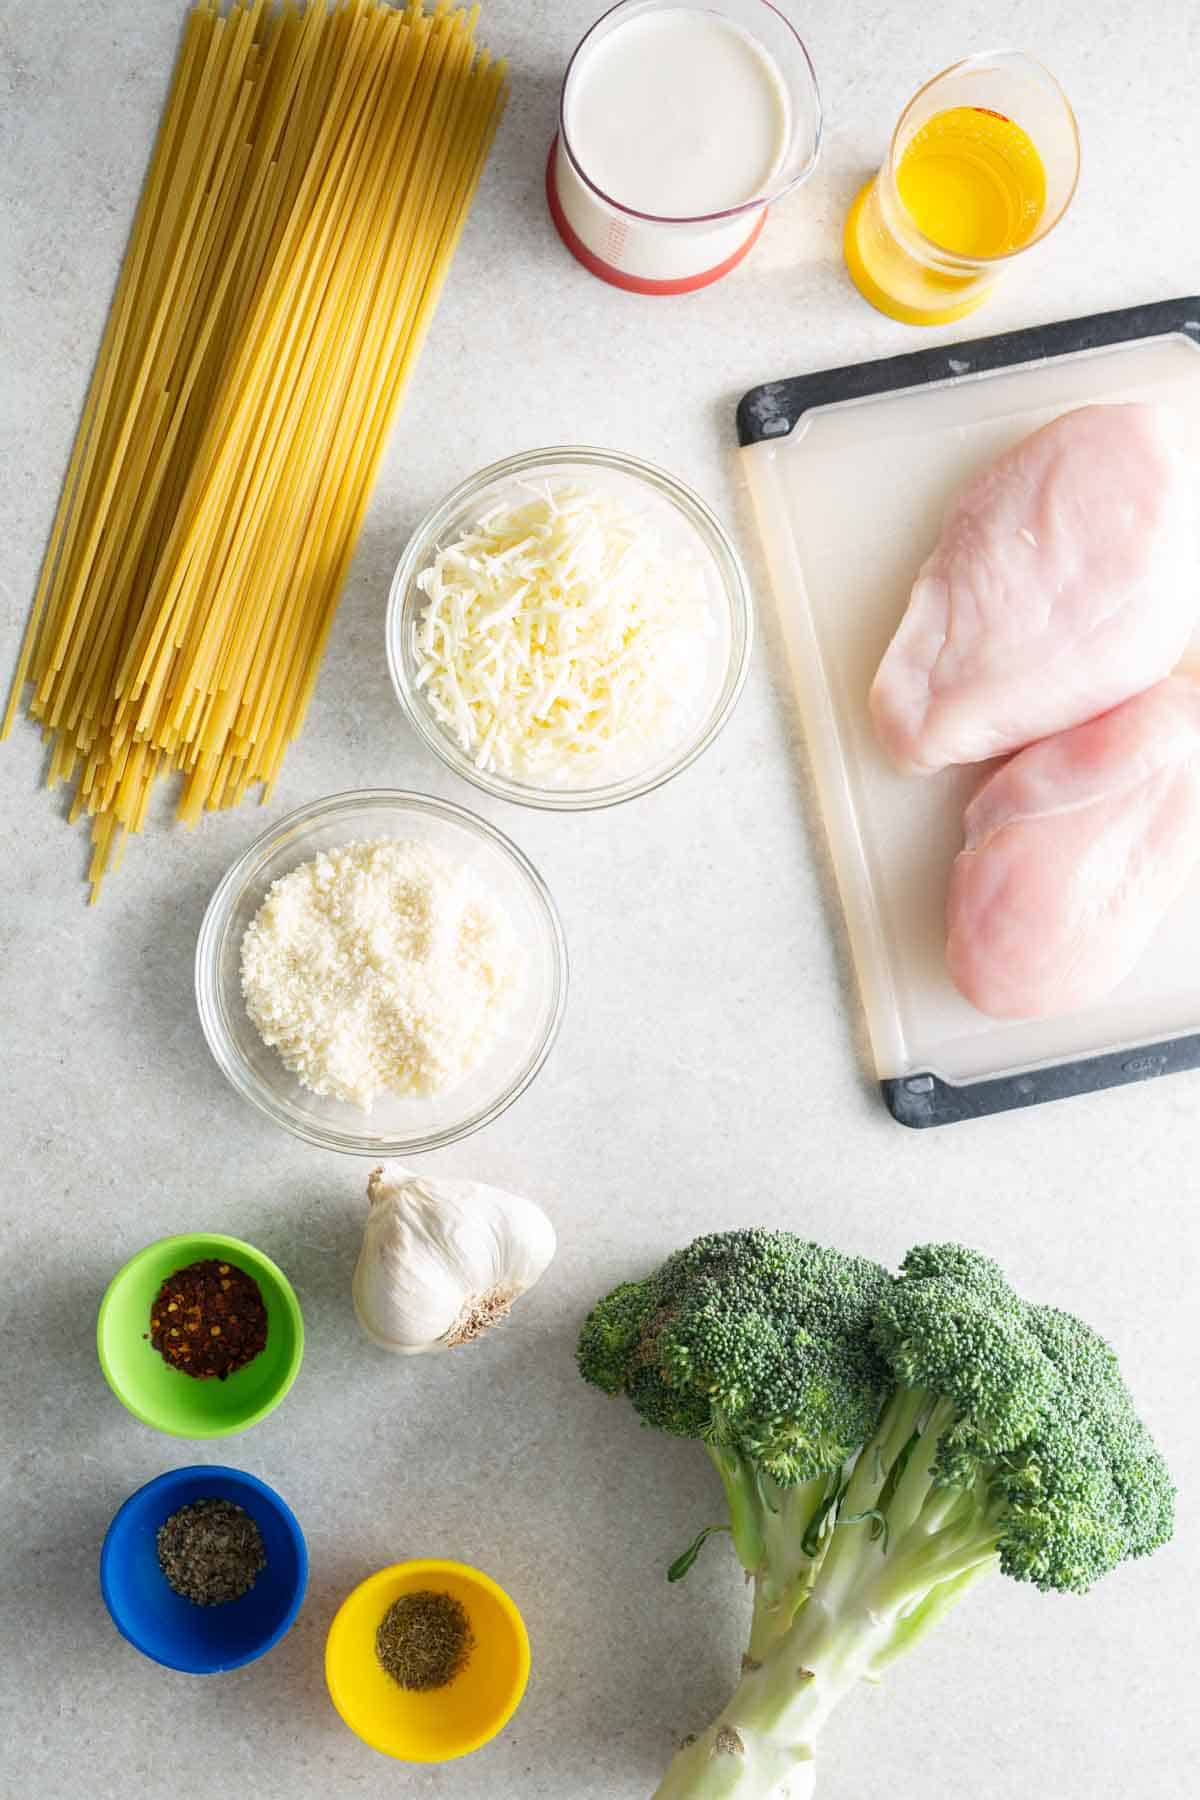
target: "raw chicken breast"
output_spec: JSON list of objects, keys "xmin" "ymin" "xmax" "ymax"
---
[
  {"xmin": 945, "ymin": 676, "xmax": 1200, "ymax": 1019},
  {"xmin": 871, "ymin": 403, "xmax": 1197, "ymax": 775}
]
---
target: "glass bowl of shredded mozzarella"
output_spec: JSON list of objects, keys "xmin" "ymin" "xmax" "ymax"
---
[
  {"xmin": 386, "ymin": 447, "xmax": 753, "ymax": 807},
  {"xmin": 196, "ymin": 791, "xmax": 568, "ymax": 1155}
]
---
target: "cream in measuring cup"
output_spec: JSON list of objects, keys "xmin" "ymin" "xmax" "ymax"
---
[{"xmin": 549, "ymin": 1, "xmax": 821, "ymax": 294}]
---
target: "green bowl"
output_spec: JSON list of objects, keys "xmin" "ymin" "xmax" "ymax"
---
[{"xmin": 97, "ymin": 1233, "xmax": 304, "ymax": 1438}]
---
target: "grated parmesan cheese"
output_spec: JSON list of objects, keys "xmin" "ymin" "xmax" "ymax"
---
[
  {"xmin": 239, "ymin": 839, "xmax": 522, "ymax": 1110},
  {"xmin": 413, "ymin": 481, "xmax": 716, "ymax": 784}
]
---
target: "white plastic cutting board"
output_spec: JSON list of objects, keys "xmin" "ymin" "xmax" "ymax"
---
[{"xmin": 742, "ymin": 314, "xmax": 1200, "ymax": 1111}]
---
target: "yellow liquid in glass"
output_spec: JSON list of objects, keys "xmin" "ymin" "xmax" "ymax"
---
[{"xmin": 896, "ymin": 106, "xmax": 1046, "ymax": 257}]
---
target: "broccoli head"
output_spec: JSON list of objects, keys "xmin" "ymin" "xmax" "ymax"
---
[{"xmin": 583, "ymin": 1236, "xmax": 1177, "ymax": 1800}]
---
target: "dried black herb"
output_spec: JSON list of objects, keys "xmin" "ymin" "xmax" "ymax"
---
[
  {"xmin": 148, "ymin": 1259, "xmax": 268, "ymax": 1379},
  {"xmin": 376, "ymin": 1590, "xmax": 474, "ymax": 1691},
  {"xmin": 156, "ymin": 1497, "xmax": 267, "ymax": 1606}
]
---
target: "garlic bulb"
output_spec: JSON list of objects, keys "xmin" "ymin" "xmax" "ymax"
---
[{"xmin": 352, "ymin": 1164, "xmax": 557, "ymax": 1353}]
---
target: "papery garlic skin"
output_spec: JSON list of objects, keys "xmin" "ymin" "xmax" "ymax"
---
[{"xmin": 353, "ymin": 1164, "xmax": 557, "ymax": 1353}]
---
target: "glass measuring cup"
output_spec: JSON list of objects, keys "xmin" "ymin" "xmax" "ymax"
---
[
  {"xmin": 845, "ymin": 51, "xmax": 1080, "ymax": 326},
  {"xmin": 549, "ymin": 0, "xmax": 822, "ymax": 295}
]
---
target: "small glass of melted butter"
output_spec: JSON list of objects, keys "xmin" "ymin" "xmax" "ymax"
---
[{"xmin": 845, "ymin": 51, "xmax": 1079, "ymax": 327}]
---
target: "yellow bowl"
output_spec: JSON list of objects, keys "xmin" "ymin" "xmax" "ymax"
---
[{"xmin": 325, "ymin": 1560, "xmax": 530, "ymax": 1762}]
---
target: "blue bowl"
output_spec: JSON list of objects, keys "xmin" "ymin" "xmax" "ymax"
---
[{"xmin": 100, "ymin": 1465, "xmax": 307, "ymax": 1673}]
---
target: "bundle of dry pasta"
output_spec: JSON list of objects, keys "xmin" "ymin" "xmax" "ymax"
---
[{"xmin": 2, "ymin": 0, "xmax": 507, "ymax": 898}]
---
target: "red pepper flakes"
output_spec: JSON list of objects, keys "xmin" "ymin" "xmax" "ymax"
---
[{"xmin": 148, "ymin": 1259, "xmax": 268, "ymax": 1379}]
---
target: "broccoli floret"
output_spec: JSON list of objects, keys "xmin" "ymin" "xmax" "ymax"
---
[
  {"xmin": 582, "ymin": 1238, "xmax": 1176, "ymax": 1800},
  {"xmin": 579, "ymin": 1229, "xmax": 892, "ymax": 1474},
  {"xmin": 1001, "ymin": 1300, "xmax": 1176, "ymax": 1591},
  {"xmin": 578, "ymin": 1231, "xmax": 893, "ymax": 1653},
  {"xmin": 863, "ymin": 1246, "xmax": 1174, "ymax": 1592}
]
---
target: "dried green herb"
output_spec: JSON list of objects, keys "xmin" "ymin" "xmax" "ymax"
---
[
  {"xmin": 156, "ymin": 1498, "xmax": 267, "ymax": 1606},
  {"xmin": 376, "ymin": 1589, "xmax": 474, "ymax": 1691}
]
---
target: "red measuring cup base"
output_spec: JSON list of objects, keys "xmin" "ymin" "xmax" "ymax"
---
[{"xmin": 544, "ymin": 141, "xmax": 765, "ymax": 296}]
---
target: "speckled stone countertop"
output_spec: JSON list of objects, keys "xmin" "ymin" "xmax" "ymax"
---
[{"xmin": 2, "ymin": 2, "xmax": 1198, "ymax": 1797}]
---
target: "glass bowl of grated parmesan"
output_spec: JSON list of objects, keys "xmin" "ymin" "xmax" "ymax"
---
[
  {"xmin": 386, "ymin": 447, "xmax": 753, "ymax": 808},
  {"xmin": 196, "ymin": 791, "xmax": 568, "ymax": 1154}
]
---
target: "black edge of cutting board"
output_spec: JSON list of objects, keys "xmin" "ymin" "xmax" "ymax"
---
[
  {"xmin": 738, "ymin": 295, "xmax": 1200, "ymax": 1127},
  {"xmin": 881, "ymin": 1039, "xmax": 1200, "ymax": 1129},
  {"xmin": 736, "ymin": 295, "xmax": 1200, "ymax": 446}
]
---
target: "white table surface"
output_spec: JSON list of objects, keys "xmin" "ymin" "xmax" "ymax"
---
[{"xmin": 2, "ymin": 3, "xmax": 1198, "ymax": 1797}]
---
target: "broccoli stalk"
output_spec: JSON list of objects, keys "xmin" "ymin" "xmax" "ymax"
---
[
  {"xmin": 704, "ymin": 1449, "xmax": 842, "ymax": 1660},
  {"xmin": 579, "ymin": 1236, "xmax": 1175, "ymax": 1800},
  {"xmin": 654, "ymin": 1389, "xmax": 1005, "ymax": 1799}
]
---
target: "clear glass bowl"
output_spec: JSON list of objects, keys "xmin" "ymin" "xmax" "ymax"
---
[
  {"xmin": 195, "ymin": 791, "xmax": 568, "ymax": 1155},
  {"xmin": 386, "ymin": 447, "xmax": 754, "ymax": 809}
]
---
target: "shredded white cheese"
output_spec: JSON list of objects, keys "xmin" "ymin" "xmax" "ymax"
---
[
  {"xmin": 240, "ymin": 839, "xmax": 522, "ymax": 1111},
  {"xmin": 413, "ymin": 481, "xmax": 716, "ymax": 784}
]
